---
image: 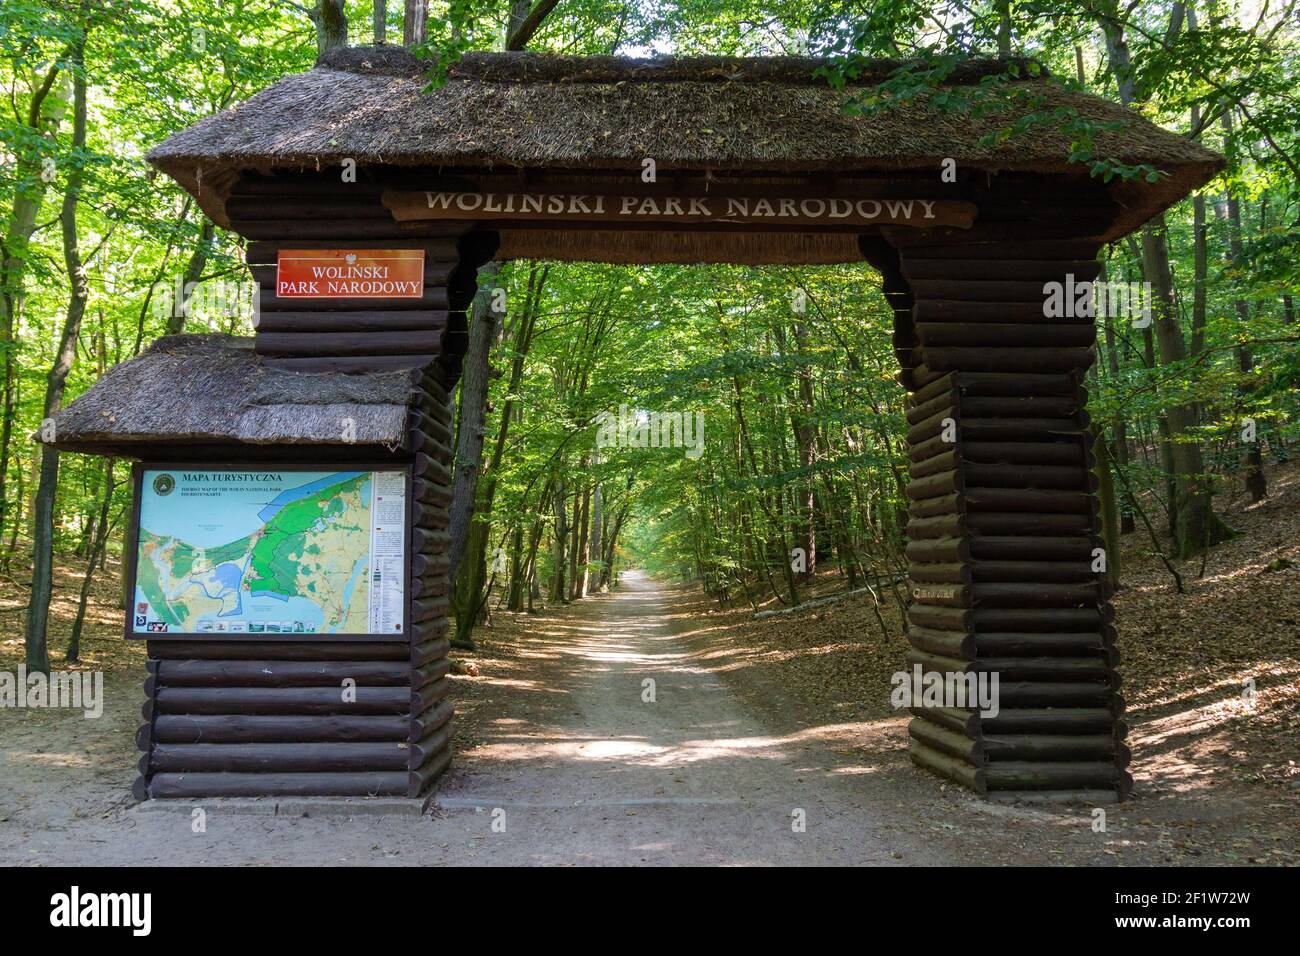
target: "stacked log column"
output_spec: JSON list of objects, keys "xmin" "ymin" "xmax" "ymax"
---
[
  {"xmin": 405, "ymin": 369, "xmax": 457, "ymax": 794},
  {"xmin": 892, "ymin": 239, "xmax": 1132, "ymax": 801},
  {"xmin": 131, "ymin": 173, "xmax": 485, "ymax": 799}
]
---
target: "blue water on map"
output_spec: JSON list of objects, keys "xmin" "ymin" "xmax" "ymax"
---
[
  {"xmin": 256, "ymin": 472, "xmax": 366, "ymax": 524},
  {"xmin": 139, "ymin": 470, "xmax": 355, "ymax": 548}
]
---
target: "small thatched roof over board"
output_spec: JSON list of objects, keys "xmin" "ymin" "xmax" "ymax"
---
[
  {"xmin": 41, "ymin": 335, "xmax": 417, "ymax": 458},
  {"xmin": 149, "ymin": 46, "xmax": 1221, "ymax": 239}
]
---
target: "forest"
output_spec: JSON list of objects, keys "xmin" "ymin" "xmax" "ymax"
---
[{"xmin": 1, "ymin": 0, "xmax": 1297, "ymax": 671}]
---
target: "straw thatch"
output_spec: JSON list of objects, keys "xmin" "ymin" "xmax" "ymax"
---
[
  {"xmin": 42, "ymin": 335, "xmax": 416, "ymax": 455},
  {"xmin": 149, "ymin": 46, "xmax": 1222, "ymax": 232}
]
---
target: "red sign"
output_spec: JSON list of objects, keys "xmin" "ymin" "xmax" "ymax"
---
[{"xmin": 275, "ymin": 249, "xmax": 425, "ymax": 298}]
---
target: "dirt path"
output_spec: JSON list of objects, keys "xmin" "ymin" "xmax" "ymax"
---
[
  {"xmin": 5, "ymin": 569, "xmax": 1288, "ymax": 866},
  {"xmin": 0, "ymin": 571, "xmax": 938, "ymax": 866}
]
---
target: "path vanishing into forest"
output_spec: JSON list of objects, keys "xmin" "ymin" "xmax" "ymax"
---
[{"xmin": 1, "ymin": 570, "xmax": 947, "ymax": 866}]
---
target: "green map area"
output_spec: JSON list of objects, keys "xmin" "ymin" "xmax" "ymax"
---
[{"xmin": 134, "ymin": 472, "xmax": 375, "ymax": 635}]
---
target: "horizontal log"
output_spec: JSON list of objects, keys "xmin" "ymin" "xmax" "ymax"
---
[
  {"xmin": 966, "ymin": 512, "xmax": 1095, "ymax": 535},
  {"xmin": 147, "ymin": 640, "xmax": 408, "ymax": 661},
  {"xmin": 906, "ymin": 407, "xmax": 960, "ymax": 445},
  {"xmin": 412, "ymin": 478, "xmax": 453, "ymax": 510},
  {"xmin": 909, "ymin": 447, "xmax": 961, "ymax": 478},
  {"xmin": 411, "ymin": 617, "xmax": 450, "ymax": 645},
  {"xmin": 913, "ymin": 300, "xmax": 1095, "ymax": 323},
  {"xmin": 409, "ymin": 413, "xmax": 452, "ymax": 448},
  {"xmin": 964, "ymin": 488, "xmax": 1092, "ymax": 514},
  {"xmin": 959, "ymin": 396, "xmax": 1083, "ymax": 419},
  {"xmin": 262, "ymin": 355, "xmax": 436, "ymax": 373},
  {"xmin": 899, "ymin": 240, "xmax": 1103, "ymax": 260},
  {"xmin": 255, "ymin": 329, "xmax": 445, "ymax": 357},
  {"xmin": 910, "ymin": 583, "xmax": 969, "ymax": 607},
  {"xmin": 967, "ymin": 535, "xmax": 1100, "ymax": 561},
  {"xmin": 246, "ymin": 238, "xmax": 464, "ymax": 261},
  {"xmin": 905, "ymin": 513, "xmax": 965, "ymax": 539},
  {"xmin": 909, "ymin": 493, "xmax": 960, "ymax": 520},
  {"xmin": 958, "ymin": 418, "xmax": 1089, "ymax": 441},
  {"xmin": 984, "ymin": 761, "xmax": 1122, "ymax": 791},
  {"xmin": 908, "ymin": 717, "xmax": 982, "ymax": 763},
  {"xmin": 151, "ymin": 714, "xmax": 411, "ymax": 744},
  {"xmin": 908, "ymin": 371, "xmax": 959, "ymax": 406},
  {"xmin": 909, "ymin": 740, "xmax": 986, "ymax": 793},
  {"xmin": 409, "ymin": 746, "xmax": 453, "ymax": 796},
  {"xmin": 147, "ymin": 771, "xmax": 410, "ymax": 798},
  {"xmin": 411, "ymin": 552, "xmax": 451, "ymax": 580},
  {"xmin": 909, "ymin": 705, "xmax": 978, "ymax": 736},
  {"xmin": 901, "ymin": 258, "xmax": 1101, "ymax": 281},
  {"xmin": 149, "ymin": 742, "xmax": 410, "ymax": 773},
  {"xmin": 409, "ymin": 722, "xmax": 455, "ymax": 770},
  {"xmin": 983, "ymin": 735, "xmax": 1123, "ymax": 762},
  {"xmin": 982, "ymin": 708, "xmax": 1124, "ymax": 735},
  {"xmin": 977, "ymin": 580, "xmax": 1097, "ymax": 608},
  {"xmin": 153, "ymin": 660, "xmax": 411, "ymax": 687},
  {"xmin": 974, "ymin": 607, "xmax": 1108, "ymax": 631},
  {"xmin": 907, "ymin": 604, "xmax": 971, "ymax": 631},
  {"xmin": 905, "ymin": 387, "xmax": 957, "ymax": 425},
  {"xmin": 232, "ymin": 219, "xmax": 462, "ymax": 240},
  {"xmin": 410, "ymin": 636, "xmax": 450, "ymax": 669},
  {"xmin": 411, "ymin": 500, "xmax": 449, "ymax": 531},
  {"xmin": 413, "ymin": 676, "xmax": 452, "ymax": 718},
  {"xmin": 412, "ymin": 597, "xmax": 450, "ymax": 624},
  {"xmin": 905, "ymin": 537, "xmax": 969, "ymax": 564},
  {"xmin": 412, "ymin": 527, "xmax": 452, "ymax": 555},
  {"xmin": 997, "ymin": 681, "xmax": 1117, "ymax": 706},
  {"xmin": 969, "ymin": 560, "xmax": 1096, "ymax": 584},
  {"xmin": 910, "ymin": 651, "xmax": 1111, "ymax": 682},
  {"xmin": 976, "ymin": 632, "xmax": 1110, "ymax": 657},
  {"xmin": 916, "ymin": 322, "xmax": 1096, "ymax": 348},
  {"xmin": 908, "ymin": 562, "xmax": 971, "ymax": 584},
  {"xmin": 253, "ymin": 310, "xmax": 451, "ymax": 334},
  {"xmin": 963, "ymin": 462, "xmax": 1091, "ymax": 490},
  {"xmin": 414, "ymin": 452, "xmax": 452, "ymax": 486},
  {"xmin": 906, "ymin": 626, "xmax": 975, "ymax": 658},
  {"xmin": 951, "ymin": 371, "xmax": 1084, "ymax": 397},
  {"xmin": 409, "ymin": 430, "xmax": 453, "ymax": 462},
  {"xmin": 153, "ymin": 686, "xmax": 410, "ymax": 716},
  {"xmin": 231, "ymin": 196, "xmax": 406, "ymax": 221},
  {"xmin": 911, "ymin": 279, "xmax": 1087, "ymax": 302},
  {"xmin": 411, "ymin": 698, "xmax": 454, "ymax": 741},
  {"xmin": 918, "ymin": 346, "xmax": 1096, "ymax": 374}
]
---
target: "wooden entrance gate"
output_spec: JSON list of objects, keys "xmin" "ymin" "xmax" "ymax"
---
[{"xmin": 45, "ymin": 46, "xmax": 1224, "ymax": 802}]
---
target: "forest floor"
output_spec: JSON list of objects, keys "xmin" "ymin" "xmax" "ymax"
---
[{"xmin": 0, "ymin": 462, "xmax": 1296, "ymax": 865}]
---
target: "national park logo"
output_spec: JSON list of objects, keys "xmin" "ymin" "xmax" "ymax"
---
[{"xmin": 152, "ymin": 473, "xmax": 175, "ymax": 497}]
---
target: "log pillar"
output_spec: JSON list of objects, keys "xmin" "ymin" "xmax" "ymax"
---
[
  {"xmin": 131, "ymin": 176, "xmax": 496, "ymax": 800},
  {"xmin": 867, "ymin": 234, "xmax": 1132, "ymax": 801}
]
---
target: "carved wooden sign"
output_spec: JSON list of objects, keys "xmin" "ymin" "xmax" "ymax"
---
[{"xmin": 382, "ymin": 190, "xmax": 976, "ymax": 229}]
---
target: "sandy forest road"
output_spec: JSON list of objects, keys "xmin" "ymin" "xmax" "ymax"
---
[{"xmin": 2, "ymin": 571, "xmax": 948, "ymax": 866}]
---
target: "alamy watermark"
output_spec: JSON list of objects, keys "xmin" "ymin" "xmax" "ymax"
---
[
  {"xmin": 1043, "ymin": 275, "xmax": 1153, "ymax": 328},
  {"xmin": 1, "ymin": 665, "xmax": 104, "ymax": 718},
  {"xmin": 595, "ymin": 404, "xmax": 704, "ymax": 459},
  {"xmin": 150, "ymin": 277, "xmax": 260, "ymax": 326},
  {"xmin": 891, "ymin": 664, "xmax": 1000, "ymax": 718}
]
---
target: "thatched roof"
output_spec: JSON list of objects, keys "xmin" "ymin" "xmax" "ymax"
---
[
  {"xmin": 149, "ymin": 46, "xmax": 1221, "ymax": 235},
  {"xmin": 42, "ymin": 335, "xmax": 416, "ymax": 456}
]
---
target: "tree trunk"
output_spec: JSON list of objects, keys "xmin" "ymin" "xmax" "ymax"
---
[
  {"xmin": 1221, "ymin": 109, "xmax": 1267, "ymax": 502},
  {"xmin": 403, "ymin": 0, "xmax": 426, "ymax": 48},
  {"xmin": 310, "ymin": 0, "xmax": 348, "ymax": 55},
  {"xmin": 26, "ymin": 30, "xmax": 89, "ymax": 674},
  {"xmin": 164, "ymin": 218, "xmax": 215, "ymax": 335},
  {"xmin": 373, "ymin": 0, "xmax": 387, "ymax": 43},
  {"xmin": 446, "ymin": 262, "xmax": 501, "ymax": 580},
  {"xmin": 0, "ymin": 63, "xmax": 72, "ymax": 542},
  {"xmin": 68, "ymin": 457, "xmax": 117, "ymax": 662},
  {"xmin": 1141, "ymin": 217, "xmax": 1234, "ymax": 556}
]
